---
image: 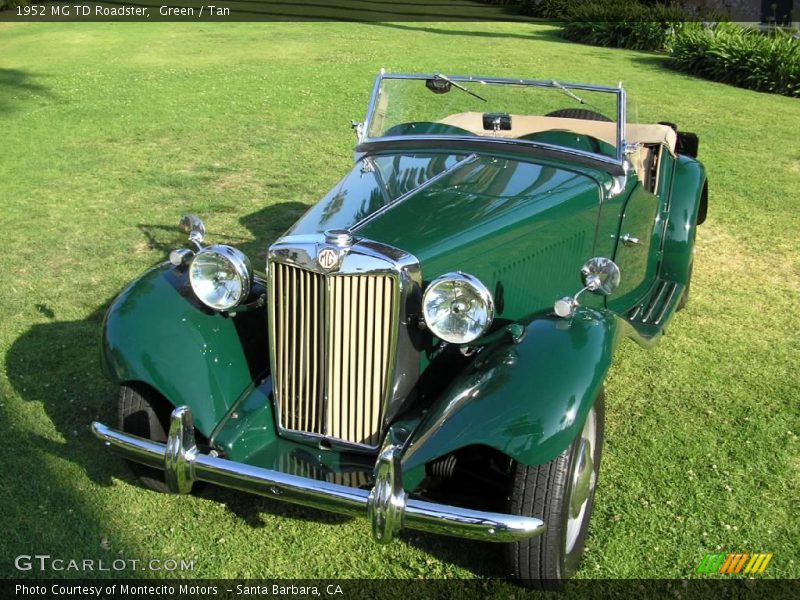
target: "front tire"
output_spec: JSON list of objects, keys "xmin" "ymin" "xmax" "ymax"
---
[
  {"xmin": 506, "ymin": 391, "xmax": 605, "ymax": 589},
  {"xmin": 118, "ymin": 384, "xmax": 174, "ymax": 493}
]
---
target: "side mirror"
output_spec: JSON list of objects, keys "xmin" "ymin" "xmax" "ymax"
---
[
  {"xmin": 554, "ymin": 257, "xmax": 621, "ymax": 318},
  {"xmin": 179, "ymin": 214, "xmax": 206, "ymax": 248}
]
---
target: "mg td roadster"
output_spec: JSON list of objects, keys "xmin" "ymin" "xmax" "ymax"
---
[{"xmin": 93, "ymin": 72, "xmax": 707, "ymax": 587}]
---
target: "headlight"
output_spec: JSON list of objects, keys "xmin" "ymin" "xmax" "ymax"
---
[
  {"xmin": 422, "ymin": 272, "xmax": 494, "ymax": 344},
  {"xmin": 189, "ymin": 245, "xmax": 252, "ymax": 311}
]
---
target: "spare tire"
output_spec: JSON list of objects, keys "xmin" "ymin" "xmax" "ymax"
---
[{"xmin": 545, "ymin": 108, "xmax": 611, "ymax": 122}]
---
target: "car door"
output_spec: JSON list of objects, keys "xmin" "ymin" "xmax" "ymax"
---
[{"xmin": 607, "ymin": 185, "xmax": 662, "ymax": 312}]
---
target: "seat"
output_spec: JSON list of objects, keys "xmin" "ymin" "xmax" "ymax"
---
[{"xmin": 438, "ymin": 112, "xmax": 677, "ymax": 156}]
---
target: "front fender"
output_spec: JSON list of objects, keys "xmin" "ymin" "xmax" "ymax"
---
[
  {"xmin": 401, "ymin": 309, "xmax": 621, "ymax": 486},
  {"xmin": 101, "ymin": 263, "xmax": 268, "ymax": 438}
]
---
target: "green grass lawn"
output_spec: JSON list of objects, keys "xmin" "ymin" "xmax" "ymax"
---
[{"xmin": 0, "ymin": 21, "xmax": 798, "ymax": 588}]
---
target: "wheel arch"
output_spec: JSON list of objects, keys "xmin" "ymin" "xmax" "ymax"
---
[
  {"xmin": 102, "ymin": 263, "xmax": 268, "ymax": 439},
  {"xmin": 401, "ymin": 309, "xmax": 621, "ymax": 491}
]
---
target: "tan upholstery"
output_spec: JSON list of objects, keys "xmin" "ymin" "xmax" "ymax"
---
[{"xmin": 438, "ymin": 112, "xmax": 677, "ymax": 155}]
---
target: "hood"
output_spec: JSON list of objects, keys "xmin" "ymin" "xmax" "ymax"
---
[{"xmin": 286, "ymin": 150, "xmax": 606, "ymax": 319}]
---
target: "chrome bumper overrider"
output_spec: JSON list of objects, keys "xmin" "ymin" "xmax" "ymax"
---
[{"xmin": 91, "ymin": 406, "xmax": 545, "ymax": 544}]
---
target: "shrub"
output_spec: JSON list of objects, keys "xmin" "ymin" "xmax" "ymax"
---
[
  {"xmin": 0, "ymin": 0, "xmax": 28, "ymax": 11},
  {"xmin": 486, "ymin": 0, "xmax": 799, "ymax": 97},
  {"xmin": 480, "ymin": 0, "xmax": 687, "ymax": 19},
  {"xmin": 476, "ymin": 0, "xmax": 578, "ymax": 18},
  {"xmin": 670, "ymin": 23, "xmax": 800, "ymax": 97},
  {"xmin": 523, "ymin": 0, "xmax": 577, "ymax": 18},
  {"xmin": 561, "ymin": 0, "xmax": 688, "ymax": 51}
]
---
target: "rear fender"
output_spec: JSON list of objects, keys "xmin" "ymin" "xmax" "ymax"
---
[
  {"xmin": 661, "ymin": 156, "xmax": 707, "ymax": 284},
  {"xmin": 401, "ymin": 309, "xmax": 621, "ymax": 489},
  {"xmin": 101, "ymin": 263, "xmax": 268, "ymax": 438}
]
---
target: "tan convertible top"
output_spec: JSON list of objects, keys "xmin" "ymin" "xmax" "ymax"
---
[{"xmin": 438, "ymin": 112, "xmax": 677, "ymax": 155}]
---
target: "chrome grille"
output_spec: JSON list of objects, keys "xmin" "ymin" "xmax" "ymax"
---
[{"xmin": 270, "ymin": 262, "xmax": 396, "ymax": 447}]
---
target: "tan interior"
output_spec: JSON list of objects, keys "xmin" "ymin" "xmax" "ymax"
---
[{"xmin": 438, "ymin": 112, "xmax": 677, "ymax": 155}]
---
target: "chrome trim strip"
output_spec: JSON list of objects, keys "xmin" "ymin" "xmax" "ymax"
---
[
  {"xmin": 362, "ymin": 68, "xmax": 384, "ymax": 142},
  {"xmin": 618, "ymin": 85, "xmax": 627, "ymax": 164},
  {"xmin": 92, "ymin": 412, "xmax": 545, "ymax": 544},
  {"xmin": 352, "ymin": 153, "xmax": 478, "ymax": 232},
  {"xmin": 358, "ymin": 136, "xmax": 624, "ymax": 175},
  {"xmin": 379, "ymin": 72, "xmax": 620, "ymax": 92}
]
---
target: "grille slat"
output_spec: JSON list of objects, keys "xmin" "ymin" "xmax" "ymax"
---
[
  {"xmin": 364, "ymin": 278, "xmax": 375, "ymax": 443},
  {"xmin": 271, "ymin": 262, "xmax": 396, "ymax": 447}
]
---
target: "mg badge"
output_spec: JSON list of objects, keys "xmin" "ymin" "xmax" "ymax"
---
[{"xmin": 318, "ymin": 248, "xmax": 338, "ymax": 270}]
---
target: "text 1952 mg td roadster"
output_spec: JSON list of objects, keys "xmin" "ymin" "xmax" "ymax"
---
[{"xmin": 93, "ymin": 72, "xmax": 707, "ymax": 587}]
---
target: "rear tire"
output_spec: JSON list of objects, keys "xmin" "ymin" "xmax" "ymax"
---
[
  {"xmin": 118, "ymin": 385, "xmax": 174, "ymax": 493},
  {"xmin": 506, "ymin": 391, "xmax": 605, "ymax": 589}
]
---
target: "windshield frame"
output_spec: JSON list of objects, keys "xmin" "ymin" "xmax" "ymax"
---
[{"xmin": 361, "ymin": 71, "xmax": 628, "ymax": 169}]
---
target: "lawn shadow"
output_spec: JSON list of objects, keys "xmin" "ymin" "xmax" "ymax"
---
[
  {"xmin": 364, "ymin": 21, "xmax": 552, "ymax": 41},
  {"xmin": 629, "ymin": 54, "xmax": 670, "ymax": 68},
  {"xmin": 136, "ymin": 201, "xmax": 309, "ymax": 265},
  {"xmin": 405, "ymin": 531, "xmax": 507, "ymax": 577},
  {"xmin": 136, "ymin": 223, "xmax": 250, "ymax": 256},
  {"xmin": 0, "ymin": 68, "xmax": 55, "ymax": 113},
  {"xmin": 200, "ymin": 486, "xmax": 353, "ymax": 528},
  {"xmin": 0, "ymin": 299, "xmax": 164, "ymax": 575},
  {"xmin": 5, "ymin": 301, "xmax": 121, "ymax": 488},
  {"xmin": 627, "ymin": 53, "xmax": 718, "ymax": 87},
  {"xmin": 237, "ymin": 201, "xmax": 309, "ymax": 264}
]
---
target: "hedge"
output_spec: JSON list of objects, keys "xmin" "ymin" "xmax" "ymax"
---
[
  {"xmin": 482, "ymin": 0, "xmax": 800, "ymax": 97},
  {"xmin": 670, "ymin": 23, "xmax": 800, "ymax": 97}
]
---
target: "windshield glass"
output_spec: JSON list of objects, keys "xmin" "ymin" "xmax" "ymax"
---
[{"xmin": 366, "ymin": 75, "xmax": 624, "ymax": 162}]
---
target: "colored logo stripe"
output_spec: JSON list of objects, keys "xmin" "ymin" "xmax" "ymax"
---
[
  {"xmin": 696, "ymin": 553, "xmax": 726, "ymax": 574},
  {"xmin": 743, "ymin": 553, "xmax": 773, "ymax": 574},
  {"xmin": 697, "ymin": 553, "xmax": 772, "ymax": 575}
]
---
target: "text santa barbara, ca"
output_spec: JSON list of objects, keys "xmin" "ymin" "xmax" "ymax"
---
[{"xmin": 15, "ymin": 583, "xmax": 346, "ymax": 597}]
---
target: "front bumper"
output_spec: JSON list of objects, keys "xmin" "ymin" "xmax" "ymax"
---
[{"xmin": 91, "ymin": 406, "xmax": 545, "ymax": 544}]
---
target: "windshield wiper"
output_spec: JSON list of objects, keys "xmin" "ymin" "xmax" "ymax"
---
[
  {"xmin": 551, "ymin": 80, "xmax": 603, "ymax": 113},
  {"xmin": 435, "ymin": 73, "xmax": 488, "ymax": 103}
]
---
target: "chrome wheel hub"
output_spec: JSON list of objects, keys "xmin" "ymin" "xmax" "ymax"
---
[{"xmin": 565, "ymin": 407, "xmax": 597, "ymax": 555}]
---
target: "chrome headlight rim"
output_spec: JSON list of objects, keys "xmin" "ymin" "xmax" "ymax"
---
[
  {"xmin": 189, "ymin": 244, "xmax": 252, "ymax": 311},
  {"xmin": 422, "ymin": 271, "xmax": 495, "ymax": 345}
]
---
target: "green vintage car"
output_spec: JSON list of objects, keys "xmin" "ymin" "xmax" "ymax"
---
[{"xmin": 93, "ymin": 72, "xmax": 707, "ymax": 587}]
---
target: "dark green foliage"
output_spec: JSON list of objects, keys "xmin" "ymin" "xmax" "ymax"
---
[
  {"xmin": 670, "ymin": 23, "xmax": 800, "ymax": 97},
  {"xmin": 521, "ymin": 0, "xmax": 576, "ymax": 18},
  {"xmin": 523, "ymin": 0, "xmax": 800, "ymax": 97},
  {"xmin": 0, "ymin": 0, "xmax": 28, "ymax": 11},
  {"xmin": 560, "ymin": 1, "xmax": 688, "ymax": 51},
  {"xmin": 480, "ymin": 0, "xmax": 697, "ymax": 20}
]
